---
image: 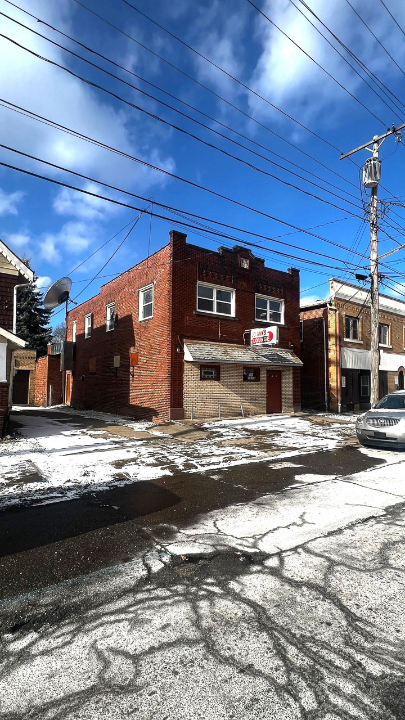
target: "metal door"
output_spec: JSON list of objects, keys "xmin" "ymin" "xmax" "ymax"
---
[{"xmin": 266, "ymin": 370, "xmax": 282, "ymax": 413}]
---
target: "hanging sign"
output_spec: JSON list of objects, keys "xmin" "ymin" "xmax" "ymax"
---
[{"xmin": 250, "ymin": 326, "xmax": 279, "ymax": 346}]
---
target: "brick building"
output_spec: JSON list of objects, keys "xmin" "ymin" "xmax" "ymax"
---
[
  {"xmin": 12, "ymin": 349, "xmax": 36, "ymax": 405},
  {"xmin": 65, "ymin": 230, "xmax": 302, "ymax": 420},
  {"xmin": 0, "ymin": 239, "xmax": 33, "ymax": 435},
  {"xmin": 300, "ymin": 278, "xmax": 405, "ymax": 412}
]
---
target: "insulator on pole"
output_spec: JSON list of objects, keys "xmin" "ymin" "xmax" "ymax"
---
[{"xmin": 362, "ymin": 157, "xmax": 381, "ymax": 188}]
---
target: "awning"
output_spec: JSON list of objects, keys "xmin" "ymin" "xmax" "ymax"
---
[
  {"xmin": 341, "ymin": 347, "xmax": 370, "ymax": 370},
  {"xmin": 184, "ymin": 340, "xmax": 303, "ymax": 366},
  {"xmin": 0, "ymin": 327, "xmax": 26, "ymax": 350},
  {"xmin": 380, "ymin": 351, "xmax": 405, "ymax": 372}
]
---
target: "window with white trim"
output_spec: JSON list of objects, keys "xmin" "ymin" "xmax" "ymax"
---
[
  {"xmin": 255, "ymin": 294, "xmax": 284, "ymax": 324},
  {"xmin": 106, "ymin": 302, "xmax": 115, "ymax": 332},
  {"xmin": 139, "ymin": 285, "xmax": 154, "ymax": 320},
  {"xmin": 360, "ymin": 374, "xmax": 370, "ymax": 397},
  {"xmin": 72, "ymin": 320, "xmax": 77, "ymax": 343},
  {"xmin": 84, "ymin": 313, "xmax": 92, "ymax": 339},
  {"xmin": 197, "ymin": 283, "xmax": 235, "ymax": 316},
  {"xmin": 379, "ymin": 323, "xmax": 390, "ymax": 346},
  {"xmin": 345, "ymin": 316, "xmax": 359, "ymax": 340}
]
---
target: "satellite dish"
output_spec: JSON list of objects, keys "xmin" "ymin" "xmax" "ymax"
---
[{"xmin": 44, "ymin": 277, "xmax": 72, "ymax": 310}]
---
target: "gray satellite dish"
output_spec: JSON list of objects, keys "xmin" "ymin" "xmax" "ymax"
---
[{"xmin": 43, "ymin": 276, "xmax": 72, "ymax": 310}]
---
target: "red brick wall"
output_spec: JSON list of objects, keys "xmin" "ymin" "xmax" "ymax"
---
[
  {"xmin": 65, "ymin": 231, "xmax": 301, "ymax": 420},
  {"xmin": 0, "ymin": 381, "xmax": 10, "ymax": 437},
  {"xmin": 0, "ymin": 273, "xmax": 19, "ymax": 332},
  {"xmin": 170, "ymin": 232, "xmax": 301, "ymax": 414},
  {"xmin": 66, "ymin": 242, "xmax": 173, "ymax": 420},
  {"xmin": 300, "ymin": 306, "xmax": 328, "ymax": 410},
  {"xmin": 34, "ymin": 356, "xmax": 63, "ymax": 407}
]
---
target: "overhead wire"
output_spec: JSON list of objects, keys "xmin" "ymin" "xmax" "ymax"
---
[
  {"xmin": 0, "ymin": 32, "xmax": 364, "ymax": 215},
  {"xmin": 378, "ymin": 0, "xmax": 405, "ymax": 38},
  {"xmin": 1, "ymin": 0, "xmax": 360, "ymax": 201}
]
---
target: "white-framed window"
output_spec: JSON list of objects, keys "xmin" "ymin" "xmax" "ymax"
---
[
  {"xmin": 255, "ymin": 294, "xmax": 284, "ymax": 324},
  {"xmin": 84, "ymin": 313, "xmax": 92, "ymax": 339},
  {"xmin": 72, "ymin": 320, "xmax": 77, "ymax": 343},
  {"xmin": 345, "ymin": 316, "xmax": 359, "ymax": 340},
  {"xmin": 403, "ymin": 325, "xmax": 405, "ymax": 349},
  {"xmin": 360, "ymin": 374, "xmax": 370, "ymax": 397},
  {"xmin": 106, "ymin": 302, "xmax": 115, "ymax": 332},
  {"xmin": 197, "ymin": 282, "xmax": 235, "ymax": 316},
  {"xmin": 139, "ymin": 284, "xmax": 154, "ymax": 320},
  {"xmin": 379, "ymin": 323, "xmax": 390, "ymax": 346},
  {"xmin": 300, "ymin": 319, "xmax": 303, "ymax": 342}
]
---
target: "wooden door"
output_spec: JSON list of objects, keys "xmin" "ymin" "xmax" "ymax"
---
[
  {"xmin": 266, "ymin": 370, "xmax": 282, "ymax": 413},
  {"xmin": 12, "ymin": 370, "xmax": 30, "ymax": 405},
  {"xmin": 65, "ymin": 373, "xmax": 72, "ymax": 404}
]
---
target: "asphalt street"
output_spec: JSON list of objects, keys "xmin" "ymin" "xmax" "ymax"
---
[{"xmin": 1, "ymin": 408, "xmax": 405, "ymax": 719}]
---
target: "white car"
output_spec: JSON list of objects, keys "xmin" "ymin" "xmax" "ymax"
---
[{"xmin": 356, "ymin": 391, "xmax": 405, "ymax": 449}]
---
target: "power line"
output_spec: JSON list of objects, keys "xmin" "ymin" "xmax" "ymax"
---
[
  {"xmin": 287, "ymin": 0, "xmax": 405, "ymax": 121},
  {"xmin": 0, "ymin": 32, "xmax": 363, "ymax": 215},
  {"xmin": 120, "ymin": 0, "xmax": 369, "ymax": 149},
  {"xmin": 66, "ymin": 0, "xmax": 361, "ymax": 191},
  {"xmin": 1, "ymin": 0, "xmax": 360, "ymax": 202},
  {"xmin": 245, "ymin": 0, "xmax": 388, "ymax": 126},
  {"xmin": 0, "ymin": 155, "xmax": 365, "ymax": 272},
  {"xmin": 343, "ymin": 0, "xmax": 405, "ymax": 79},
  {"xmin": 378, "ymin": 0, "xmax": 405, "ymax": 38},
  {"xmin": 0, "ymin": 141, "xmax": 370, "ymax": 260}
]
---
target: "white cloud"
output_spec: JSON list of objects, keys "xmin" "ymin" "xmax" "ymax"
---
[
  {"xmin": 35, "ymin": 275, "xmax": 52, "ymax": 289},
  {"xmin": 38, "ymin": 236, "xmax": 61, "ymax": 264},
  {"xmin": 1, "ymin": 231, "xmax": 30, "ymax": 249},
  {"xmin": 248, "ymin": 0, "xmax": 405, "ymax": 126},
  {"xmin": 0, "ymin": 0, "xmax": 175, "ymax": 191},
  {"xmin": 0, "ymin": 188, "xmax": 24, "ymax": 216},
  {"xmin": 52, "ymin": 184, "xmax": 117, "ymax": 221},
  {"xmin": 300, "ymin": 293, "xmax": 327, "ymax": 306}
]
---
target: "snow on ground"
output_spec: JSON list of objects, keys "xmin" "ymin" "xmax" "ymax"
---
[{"xmin": 0, "ymin": 409, "xmax": 357, "ymax": 508}]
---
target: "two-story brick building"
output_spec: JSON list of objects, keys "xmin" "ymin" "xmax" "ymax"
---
[
  {"xmin": 300, "ymin": 278, "xmax": 405, "ymax": 412},
  {"xmin": 0, "ymin": 239, "xmax": 33, "ymax": 435},
  {"xmin": 65, "ymin": 230, "xmax": 302, "ymax": 420}
]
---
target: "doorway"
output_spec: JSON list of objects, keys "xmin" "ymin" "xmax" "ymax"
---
[
  {"xmin": 65, "ymin": 373, "xmax": 72, "ymax": 405},
  {"xmin": 12, "ymin": 370, "xmax": 30, "ymax": 405},
  {"xmin": 399, "ymin": 371, "xmax": 404, "ymax": 390},
  {"xmin": 266, "ymin": 370, "xmax": 282, "ymax": 413}
]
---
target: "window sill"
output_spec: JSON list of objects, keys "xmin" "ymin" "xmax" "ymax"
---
[
  {"xmin": 139, "ymin": 316, "xmax": 153, "ymax": 322},
  {"xmin": 106, "ymin": 328, "xmax": 114, "ymax": 333},
  {"xmin": 343, "ymin": 338, "xmax": 363, "ymax": 344},
  {"xmin": 379, "ymin": 344, "xmax": 392, "ymax": 349},
  {"xmin": 255, "ymin": 319, "xmax": 284, "ymax": 326},
  {"xmin": 195, "ymin": 311, "xmax": 238, "ymax": 320}
]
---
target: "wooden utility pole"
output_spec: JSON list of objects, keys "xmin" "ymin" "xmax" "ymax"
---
[{"xmin": 341, "ymin": 124, "xmax": 405, "ymax": 406}]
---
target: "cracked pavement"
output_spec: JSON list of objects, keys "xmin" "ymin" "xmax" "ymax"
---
[{"xmin": 2, "ymin": 408, "xmax": 405, "ymax": 718}]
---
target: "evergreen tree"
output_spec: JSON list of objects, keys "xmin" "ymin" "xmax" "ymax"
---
[{"xmin": 16, "ymin": 264, "xmax": 52, "ymax": 357}]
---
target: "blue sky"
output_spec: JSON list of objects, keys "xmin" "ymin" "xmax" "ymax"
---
[{"xmin": 1, "ymin": 0, "xmax": 405, "ymax": 326}]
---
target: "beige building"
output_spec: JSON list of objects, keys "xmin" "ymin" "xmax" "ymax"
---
[{"xmin": 300, "ymin": 279, "xmax": 405, "ymax": 412}]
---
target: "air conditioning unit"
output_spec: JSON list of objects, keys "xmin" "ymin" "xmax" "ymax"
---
[{"xmin": 362, "ymin": 157, "xmax": 381, "ymax": 188}]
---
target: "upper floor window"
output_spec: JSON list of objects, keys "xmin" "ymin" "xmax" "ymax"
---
[
  {"xmin": 139, "ymin": 284, "xmax": 154, "ymax": 320},
  {"xmin": 379, "ymin": 323, "xmax": 390, "ymax": 346},
  {"xmin": 300, "ymin": 319, "xmax": 303, "ymax": 342},
  {"xmin": 197, "ymin": 283, "xmax": 235, "ymax": 316},
  {"xmin": 240, "ymin": 257, "xmax": 250, "ymax": 269},
  {"xmin": 106, "ymin": 302, "xmax": 115, "ymax": 332},
  {"xmin": 345, "ymin": 316, "xmax": 359, "ymax": 340},
  {"xmin": 84, "ymin": 313, "xmax": 92, "ymax": 339},
  {"xmin": 255, "ymin": 294, "xmax": 284, "ymax": 324},
  {"xmin": 72, "ymin": 320, "xmax": 77, "ymax": 343}
]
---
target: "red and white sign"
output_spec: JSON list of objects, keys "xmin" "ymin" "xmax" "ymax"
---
[{"xmin": 250, "ymin": 326, "xmax": 279, "ymax": 346}]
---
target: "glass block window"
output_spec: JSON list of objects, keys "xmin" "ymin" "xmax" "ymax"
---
[
  {"xmin": 255, "ymin": 295, "xmax": 284, "ymax": 324},
  {"xmin": 139, "ymin": 285, "xmax": 154, "ymax": 320},
  {"xmin": 200, "ymin": 365, "xmax": 220, "ymax": 380},
  {"xmin": 197, "ymin": 283, "xmax": 234, "ymax": 316}
]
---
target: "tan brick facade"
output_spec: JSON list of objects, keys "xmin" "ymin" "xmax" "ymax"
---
[{"xmin": 183, "ymin": 363, "xmax": 294, "ymax": 418}]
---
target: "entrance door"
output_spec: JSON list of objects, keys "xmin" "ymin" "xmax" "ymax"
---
[
  {"xmin": 266, "ymin": 370, "xmax": 282, "ymax": 413},
  {"xmin": 65, "ymin": 373, "xmax": 72, "ymax": 404},
  {"xmin": 12, "ymin": 370, "xmax": 30, "ymax": 405}
]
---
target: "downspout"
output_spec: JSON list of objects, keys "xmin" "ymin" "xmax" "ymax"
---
[
  {"xmin": 323, "ymin": 313, "xmax": 328, "ymax": 412},
  {"xmin": 13, "ymin": 283, "xmax": 30, "ymax": 335}
]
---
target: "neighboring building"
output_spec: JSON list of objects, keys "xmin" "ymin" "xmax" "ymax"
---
[
  {"xmin": 64, "ymin": 230, "xmax": 302, "ymax": 420},
  {"xmin": 0, "ymin": 239, "xmax": 33, "ymax": 435},
  {"xmin": 300, "ymin": 278, "xmax": 405, "ymax": 412},
  {"xmin": 12, "ymin": 349, "xmax": 36, "ymax": 405},
  {"xmin": 34, "ymin": 346, "xmax": 63, "ymax": 407}
]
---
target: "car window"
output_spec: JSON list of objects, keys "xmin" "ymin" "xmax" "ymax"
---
[{"xmin": 374, "ymin": 394, "xmax": 405, "ymax": 409}]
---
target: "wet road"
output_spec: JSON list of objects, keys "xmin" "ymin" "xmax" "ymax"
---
[{"xmin": 0, "ymin": 445, "xmax": 382, "ymax": 599}]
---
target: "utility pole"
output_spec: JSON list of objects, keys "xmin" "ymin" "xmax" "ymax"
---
[{"xmin": 341, "ymin": 123, "xmax": 405, "ymax": 406}]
